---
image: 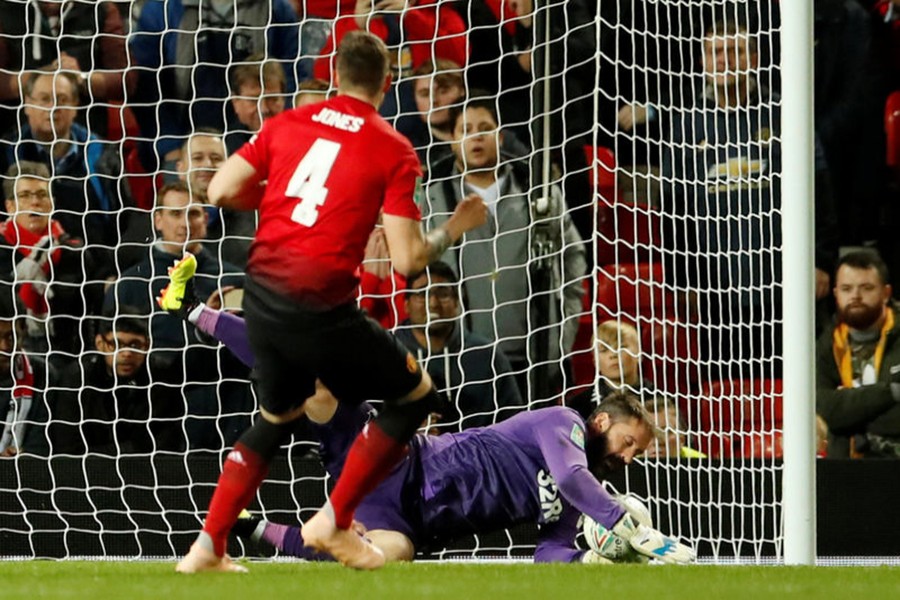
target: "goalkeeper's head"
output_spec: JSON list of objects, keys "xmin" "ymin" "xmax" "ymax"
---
[{"xmin": 584, "ymin": 391, "xmax": 656, "ymax": 479}]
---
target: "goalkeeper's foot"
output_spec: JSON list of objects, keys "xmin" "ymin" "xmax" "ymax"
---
[
  {"xmin": 157, "ymin": 253, "xmax": 199, "ymax": 320},
  {"xmin": 301, "ymin": 507, "xmax": 385, "ymax": 570},
  {"xmin": 231, "ymin": 509, "xmax": 266, "ymax": 544},
  {"xmin": 175, "ymin": 539, "xmax": 248, "ymax": 574}
]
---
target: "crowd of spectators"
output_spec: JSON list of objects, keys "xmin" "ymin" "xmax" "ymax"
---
[{"xmin": 0, "ymin": 1, "xmax": 896, "ymax": 459}]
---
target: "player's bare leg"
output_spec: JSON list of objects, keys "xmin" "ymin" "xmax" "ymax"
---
[
  {"xmin": 176, "ymin": 532, "xmax": 249, "ymax": 573},
  {"xmin": 301, "ymin": 503, "xmax": 386, "ymax": 570}
]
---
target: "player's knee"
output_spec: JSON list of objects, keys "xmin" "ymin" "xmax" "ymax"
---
[
  {"xmin": 260, "ymin": 404, "xmax": 306, "ymax": 424},
  {"xmin": 378, "ymin": 384, "xmax": 441, "ymax": 441},
  {"xmin": 239, "ymin": 417, "xmax": 296, "ymax": 461}
]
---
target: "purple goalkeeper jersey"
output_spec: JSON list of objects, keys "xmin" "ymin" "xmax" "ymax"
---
[{"xmin": 314, "ymin": 403, "xmax": 626, "ymax": 563}]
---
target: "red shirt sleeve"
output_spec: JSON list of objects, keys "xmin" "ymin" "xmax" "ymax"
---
[
  {"xmin": 234, "ymin": 129, "xmax": 270, "ymax": 210},
  {"xmin": 236, "ymin": 128, "xmax": 269, "ymax": 177}
]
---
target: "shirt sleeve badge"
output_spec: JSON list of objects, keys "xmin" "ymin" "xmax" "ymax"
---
[{"xmin": 570, "ymin": 423, "xmax": 585, "ymax": 450}]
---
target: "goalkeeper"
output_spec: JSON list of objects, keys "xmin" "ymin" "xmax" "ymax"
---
[
  {"xmin": 233, "ymin": 391, "xmax": 693, "ymax": 564},
  {"xmin": 159, "ymin": 266, "xmax": 694, "ymax": 564}
]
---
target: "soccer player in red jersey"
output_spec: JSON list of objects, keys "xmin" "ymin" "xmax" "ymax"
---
[{"xmin": 175, "ymin": 31, "xmax": 486, "ymax": 573}]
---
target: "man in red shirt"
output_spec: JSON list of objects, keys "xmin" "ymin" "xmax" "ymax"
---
[{"xmin": 175, "ymin": 31, "xmax": 485, "ymax": 573}]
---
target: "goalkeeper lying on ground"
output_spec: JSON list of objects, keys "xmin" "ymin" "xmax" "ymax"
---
[{"xmin": 159, "ymin": 254, "xmax": 695, "ymax": 564}]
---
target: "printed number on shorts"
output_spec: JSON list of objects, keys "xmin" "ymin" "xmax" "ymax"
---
[{"xmin": 288, "ymin": 138, "xmax": 341, "ymax": 227}]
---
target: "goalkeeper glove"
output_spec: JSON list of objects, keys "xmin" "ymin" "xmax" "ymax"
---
[
  {"xmin": 611, "ymin": 513, "xmax": 695, "ymax": 565},
  {"xmin": 616, "ymin": 494, "xmax": 653, "ymax": 527}
]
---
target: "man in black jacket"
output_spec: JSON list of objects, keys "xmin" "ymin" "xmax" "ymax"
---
[{"xmin": 48, "ymin": 311, "xmax": 183, "ymax": 455}]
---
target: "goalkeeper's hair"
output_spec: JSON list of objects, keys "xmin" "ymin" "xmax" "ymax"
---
[
  {"xmin": 590, "ymin": 390, "xmax": 656, "ymax": 434},
  {"xmin": 3, "ymin": 161, "xmax": 51, "ymax": 199},
  {"xmin": 836, "ymin": 250, "xmax": 890, "ymax": 286},
  {"xmin": 336, "ymin": 31, "xmax": 390, "ymax": 96}
]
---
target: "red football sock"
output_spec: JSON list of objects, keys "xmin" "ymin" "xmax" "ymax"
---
[
  {"xmin": 329, "ymin": 421, "xmax": 407, "ymax": 529},
  {"xmin": 202, "ymin": 442, "xmax": 269, "ymax": 556}
]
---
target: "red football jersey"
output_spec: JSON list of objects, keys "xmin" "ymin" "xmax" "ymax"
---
[{"xmin": 237, "ymin": 95, "xmax": 422, "ymax": 307}]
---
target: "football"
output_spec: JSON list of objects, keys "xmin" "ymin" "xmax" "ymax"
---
[
  {"xmin": 581, "ymin": 514, "xmax": 634, "ymax": 560},
  {"xmin": 581, "ymin": 494, "xmax": 653, "ymax": 563}
]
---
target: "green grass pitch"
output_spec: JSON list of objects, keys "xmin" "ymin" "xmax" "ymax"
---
[{"xmin": 3, "ymin": 561, "xmax": 899, "ymax": 600}]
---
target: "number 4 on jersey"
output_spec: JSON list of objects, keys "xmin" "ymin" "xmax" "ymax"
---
[{"xmin": 287, "ymin": 138, "xmax": 341, "ymax": 227}]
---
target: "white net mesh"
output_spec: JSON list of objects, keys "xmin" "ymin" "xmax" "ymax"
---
[{"xmin": 0, "ymin": 0, "xmax": 793, "ymax": 562}]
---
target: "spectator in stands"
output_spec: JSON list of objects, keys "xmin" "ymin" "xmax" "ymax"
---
[
  {"xmin": 313, "ymin": 0, "xmax": 467, "ymax": 128},
  {"xmin": 47, "ymin": 311, "xmax": 183, "ymax": 455},
  {"xmin": 121, "ymin": 130, "xmax": 251, "ymax": 270},
  {"xmin": 396, "ymin": 59, "xmax": 466, "ymax": 169},
  {"xmin": 465, "ymin": 0, "xmax": 595, "ymax": 148},
  {"xmin": 294, "ymin": 78, "xmax": 333, "ymax": 107},
  {"xmin": 183, "ymin": 130, "xmax": 255, "ymax": 269},
  {"xmin": 294, "ymin": 1, "xmax": 354, "ymax": 82},
  {"xmin": 128, "ymin": 0, "xmax": 300, "ymax": 170},
  {"xmin": 118, "ymin": 129, "xmax": 228, "ymax": 270},
  {"xmin": 567, "ymin": 321, "xmax": 653, "ymax": 420},
  {"xmin": 313, "ymin": 0, "xmax": 467, "ymax": 85},
  {"xmin": 816, "ymin": 251, "xmax": 900, "ymax": 459},
  {"xmin": 815, "ymin": 0, "xmax": 886, "ymax": 249},
  {"xmin": 660, "ymin": 15, "xmax": 838, "ymax": 380},
  {"xmin": 396, "ymin": 261, "xmax": 524, "ymax": 431},
  {"xmin": 873, "ymin": 0, "xmax": 900, "ymax": 90},
  {"xmin": 0, "ymin": 162, "xmax": 104, "ymax": 360},
  {"xmin": 358, "ymin": 227, "xmax": 407, "ymax": 330},
  {"xmin": 103, "ymin": 182, "xmax": 248, "ymax": 450},
  {"xmin": 0, "ymin": 72, "xmax": 126, "ymax": 258},
  {"xmin": 398, "ymin": 64, "xmax": 528, "ymax": 178},
  {"xmin": 644, "ymin": 395, "xmax": 704, "ymax": 459},
  {"xmin": 396, "ymin": 59, "xmax": 466, "ymax": 170},
  {"xmin": 226, "ymin": 55, "xmax": 287, "ymax": 155},
  {"xmin": 0, "ymin": 0, "xmax": 136, "ymax": 136},
  {"xmin": 0, "ymin": 285, "xmax": 51, "ymax": 457},
  {"xmin": 422, "ymin": 97, "xmax": 586, "ymax": 403},
  {"xmin": 104, "ymin": 181, "xmax": 243, "ymax": 347}
]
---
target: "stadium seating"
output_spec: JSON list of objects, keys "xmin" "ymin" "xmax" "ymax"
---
[
  {"xmin": 583, "ymin": 145, "xmax": 616, "ymax": 199},
  {"xmin": 584, "ymin": 145, "xmax": 662, "ymax": 265},
  {"xmin": 570, "ymin": 270, "xmax": 698, "ymax": 394},
  {"xmin": 887, "ymin": 90, "xmax": 900, "ymax": 180},
  {"xmin": 690, "ymin": 379, "xmax": 784, "ymax": 459},
  {"xmin": 595, "ymin": 262, "xmax": 673, "ymax": 322},
  {"xmin": 639, "ymin": 318, "xmax": 700, "ymax": 395}
]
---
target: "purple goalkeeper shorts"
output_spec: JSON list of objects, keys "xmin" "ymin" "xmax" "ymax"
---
[{"xmin": 352, "ymin": 453, "xmax": 419, "ymax": 543}]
